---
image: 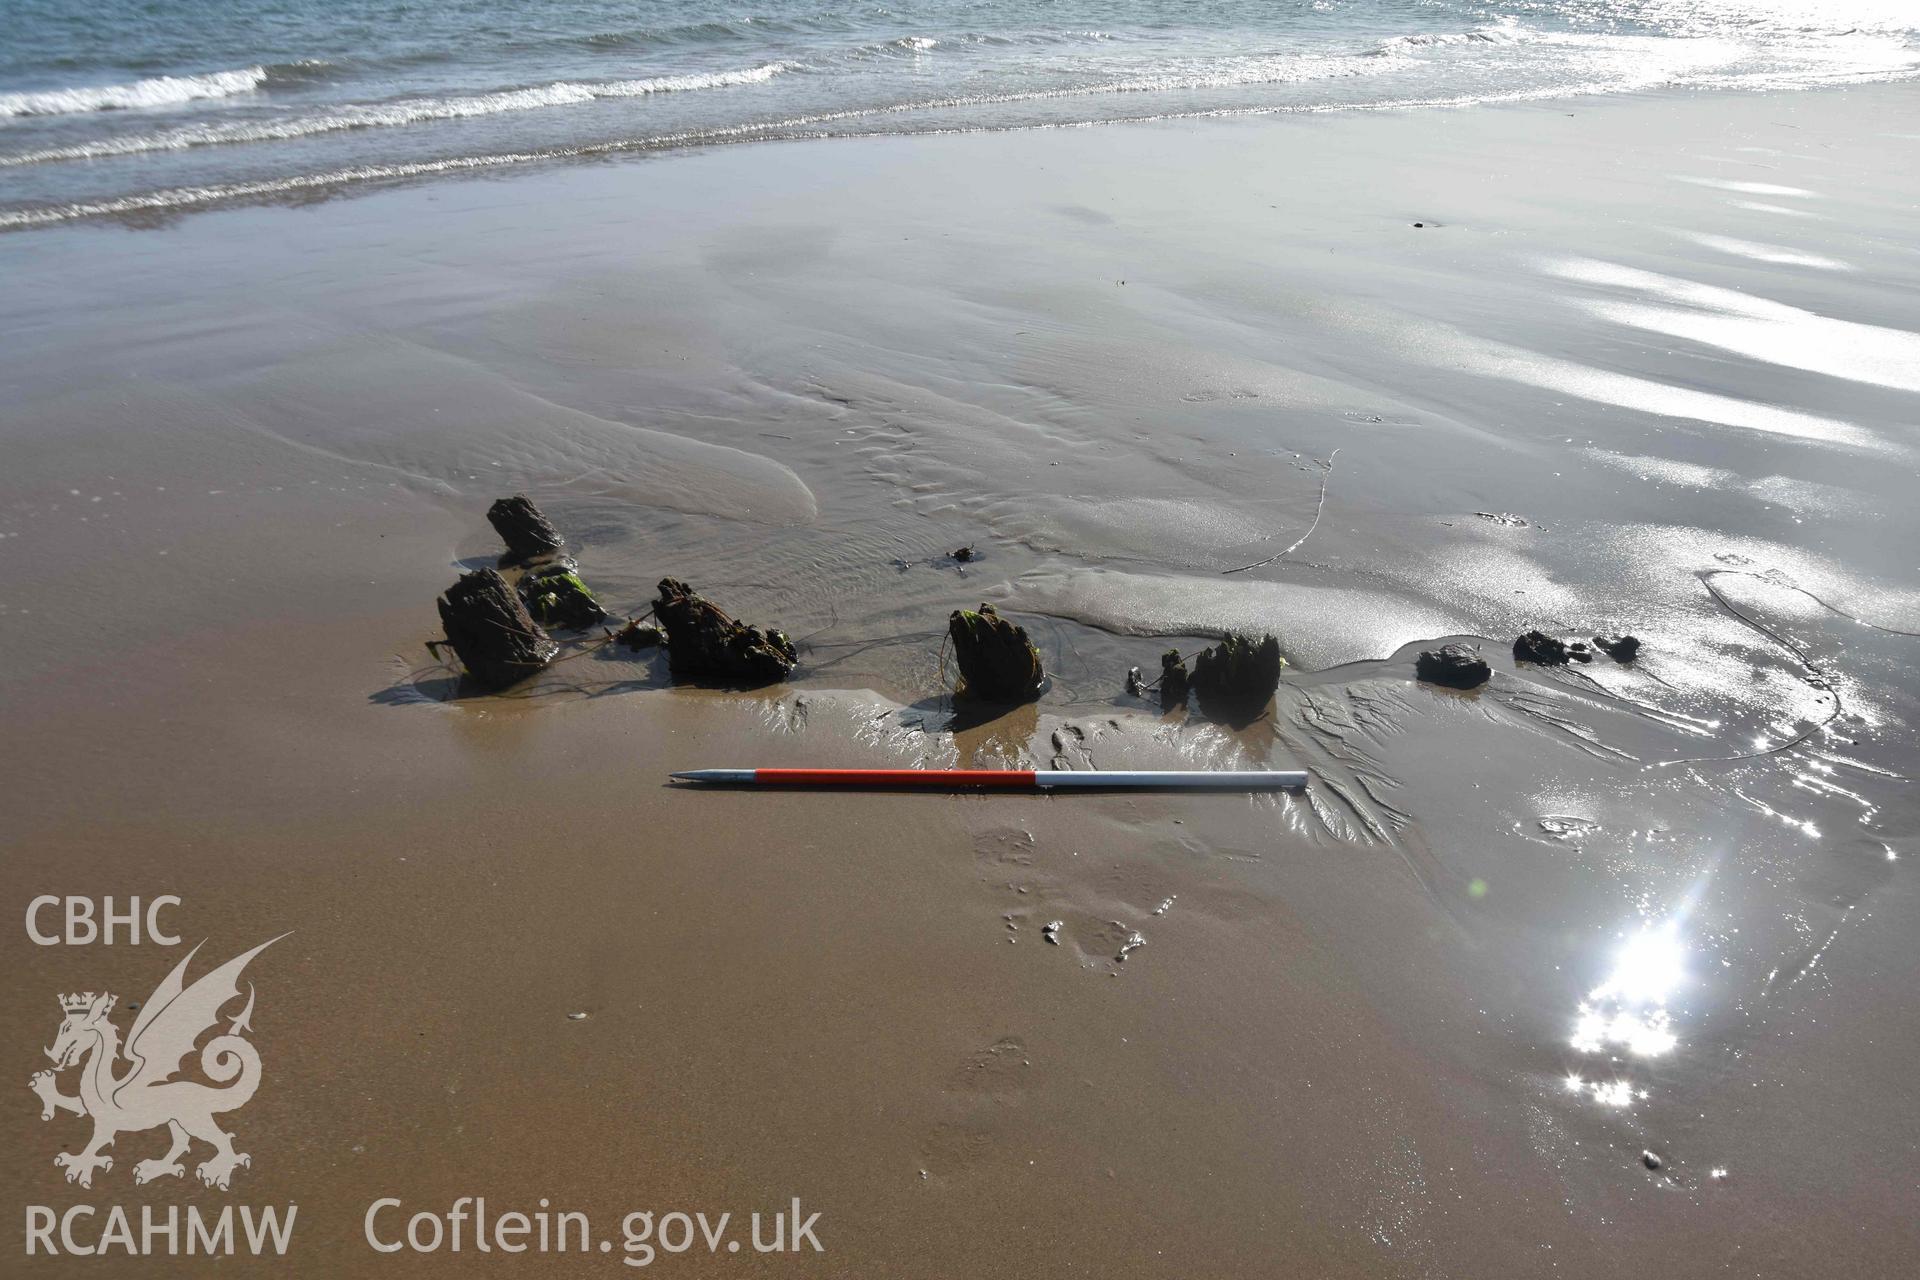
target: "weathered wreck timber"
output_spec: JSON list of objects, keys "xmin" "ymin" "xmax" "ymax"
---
[
  {"xmin": 1191, "ymin": 632, "xmax": 1284, "ymax": 718},
  {"xmin": 947, "ymin": 604, "xmax": 1043, "ymax": 703},
  {"xmin": 435, "ymin": 568, "xmax": 560, "ymax": 690},
  {"xmin": 487, "ymin": 494, "xmax": 565, "ymax": 563},
  {"xmin": 653, "ymin": 578, "xmax": 796, "ymax": 685}
]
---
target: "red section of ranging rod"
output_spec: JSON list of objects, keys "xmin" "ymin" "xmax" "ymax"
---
[{"xmin": 753, "ymin": 768, "xmax": 1037, "ymax": 788}]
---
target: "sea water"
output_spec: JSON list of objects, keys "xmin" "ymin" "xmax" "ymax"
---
[{"xmin": 2, "ymin": 0, "xmax": 1916, "ymax": 229}]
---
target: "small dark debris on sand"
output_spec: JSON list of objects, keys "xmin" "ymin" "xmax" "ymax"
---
[
  {"xmin": 1159, "ymin": 650, "xmax": 1190, "ymax": 713},
  {"xmin": 1416, "ymin": 644, "xmax": 1491, "ymax": 690},
  {"xmin": 948, "ymin": 603, "xmax": 1043, "ymax": 703},
  {"xmin": 1568, "ymin": 641, "xmax": 1593, "ymax": 663},
  {"xmin": 616, "ymin": 620, "xmax": 664, "ymax": 650},
  {"xmin": 1513, "ymin": 630, "xmax": 1570, "ymax": 665},
  {"xmin": 1191, "ymin": 632, "xmax": 1283, "ymax": 717},
  {"xmin": 1594, "ymin": 634, "xmax": 1641, "ymax": 663},
  {"xmin": 654, "ymin": 578, "xmax": 796, "ymax": 685},
  {"xmin": 952, "ymin": 545, "xmax": 975, "ymax": 563},
  {"xmin": 486, "ymin": 494, "xmax": 565, "ymax": 564},
  {"xmin": 522, "ymin": 564, "xmax": 607, "ymax": 630},
  {"xmin": 435, "ymin": 568, "xmax": 559, "ymax": 690}
]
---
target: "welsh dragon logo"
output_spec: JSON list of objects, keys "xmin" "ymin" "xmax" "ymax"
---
[{"xmin": 29, "ymin": 936, "xmax": 284, "ymax": 1190}]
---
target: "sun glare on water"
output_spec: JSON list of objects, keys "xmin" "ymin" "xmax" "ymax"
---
[{"xmin": 1564, "ymin": 922, "xmax": 1691, "ymax": 1105}]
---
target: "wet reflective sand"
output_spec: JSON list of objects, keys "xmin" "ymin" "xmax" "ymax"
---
[{"xmin": 2, "ymin": 82, "xmax": 1916, "ymax": 1276}]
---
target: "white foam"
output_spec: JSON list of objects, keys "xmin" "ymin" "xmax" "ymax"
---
[
  {"xmin": 0, "ymin": 152, "xmax": 543, "ymax": 229},
  {"xmin": 0, "ymin": 67, "xmax": 272, "ymax": 117},
  {"xmin": 0, "ymin": 63, "xmax": 791, "ymax": 167}
]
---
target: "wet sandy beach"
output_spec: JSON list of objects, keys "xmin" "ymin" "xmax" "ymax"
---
[{"xmin": 3, "ymin": 82, "xmax": 1917, "ymax": 1276}]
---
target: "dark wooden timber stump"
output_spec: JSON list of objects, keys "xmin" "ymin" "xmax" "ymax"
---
[
  {"xmin": 947, "ymin": 603, "xmax": 1043, "ymax": 703},
  {"xmin": 653, "ymin": 578, "xmax": 796, "ymax": 685},
  {"xmin": 1594, "ymin": 634, "xmax": 1641, "ymax": 663},
  {"xmin": 486, "ymin": 494, "xmax": 564, "ymax": 563},
  {"xmin": 1513, "ymin": 629, "xmax": 1569, "ymax": 665},
  {"xmin": 1416, "ymin": 644, "xmax": 1491, "ymax": 690},
  {"xmin": 1191, "ymin": 632, "xmax": 1283, "ymax": 719},
  {"xmin": 1159, "ymin": 649, "xmax": 1190, "ymax": 712},
  {"xmin": 435, "ymin": 568, "xmax": 559, "ymax": 690}
]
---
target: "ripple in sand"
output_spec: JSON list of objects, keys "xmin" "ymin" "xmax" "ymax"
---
[
  {"xmin": 1002, "ymin": 567, "xmax": 1469, "ymax": 671},
  {"xmin": 220, "ymin": 339, "xmax": 819, "ymax": 524},
  {"xmin": 1450, "ymin": 333, "xmax": 1879, "ymax": 448},
  {"xmin": 1368, "ymin": 294, "xmax": 1882, "ymax": 449},
  {"xmin": 993, "ymin": 496, "xmax": 1277, "ymax": 567},
  {"xmin": 1729, "ymin": 200, "xmax": 1820, "ymax": 218},
  {"xmin": 1676, "ymin": 231, "xmax": 1852, "ymax": 271},
  {"xmin": 1676, "ymin": 176, "xmax": 1819, "ymax": 198},
  {"xmin": 1580, "ymin": 448, "xmax": 1863, "ymax": 519},
  {"xmin": 1547, "ymin": 257, "xmax": 1920, "ymax": 395}
]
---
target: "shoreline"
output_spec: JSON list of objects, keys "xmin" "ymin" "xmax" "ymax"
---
[
  {"xmin": 3, "ymin": 75, "xmax": 1917, "ymax": 235},
  {"xmin": 4, "ymin": 79, "xmax": 1917, "ymax": 1276}
]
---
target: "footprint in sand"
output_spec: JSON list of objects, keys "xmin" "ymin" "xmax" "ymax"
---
[
  {"xmin": 973, "ymin": 827, "xmax": 1038, "ymax": 873},
  {"xmin": 918, "ymin": 1037, "xmax": 1035, "ymax": 1183}
]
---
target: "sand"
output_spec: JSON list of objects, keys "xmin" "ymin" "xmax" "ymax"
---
[{"xmin": 2, "ymin": 82, "xmax": 1917, "ymax": 1276}]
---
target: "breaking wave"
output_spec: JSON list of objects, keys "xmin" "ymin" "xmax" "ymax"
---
[
  {"xmin": 0, "ymin": 54, "xmax": 1390, "ymax": 171},
  {"xmin": 0, "ymin": 64, "xmax": 323, "ymax": 117},
  {"xmin": 1368, "ymin": 23, "xmax": 1529, "ymax": 56},
  {"xmin": 0, "ymin": 63, "xmax": 791, "ymax": 167}
]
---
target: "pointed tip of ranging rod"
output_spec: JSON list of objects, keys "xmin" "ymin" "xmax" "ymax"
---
[{"xmin": 671, "ymin": 769, "xmax": 755, "ymax": 784}]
